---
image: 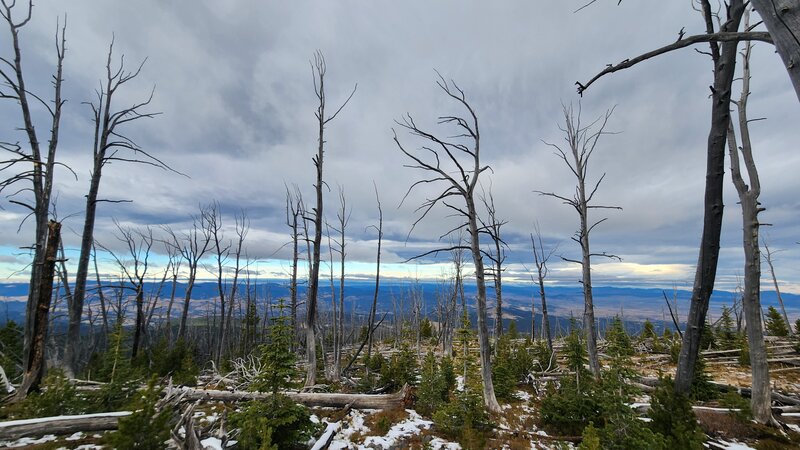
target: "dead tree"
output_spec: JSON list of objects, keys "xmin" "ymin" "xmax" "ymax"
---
[
  {"xmin": 577, "ymin": 0, "xmax": 746, "ymax": 397},
  {"xmin": 165, "ymin": 206, "xmax": 213, "ymax": 343},
  {"xmin": 393, "ymin": 74, "xmax": 501, "ymax": 413},
  {"xmin": 746, "ymin": 0, "xmax": 800, "ymax": 101},
  {"xmin": 162, "ymin": 242, "xmax": 182, "ymax": 345},
  {"xmin": 304, "ymin": 51, "xmax": 356, "ymax": 387},
  {"xmin": 762, "ymin": 239, "xmax": 791, "ymax": 336},
  {"xmin": 65, "ymin": 38, "xmax": 166, "ymax": 376},
  {"xmin": 221, "ymin": 211, "xmax": 247, "ymax": 361},
  {"xmin": 479, "ymin": 186, "xmax": 507, "ymax": 339},
  {"xmin": 286, "ymin": 186, "xmax": 303, "ymax": 348},
  {"xmin": 365, "ymin": 186, "xmax": 383, "ymax": 375},
  {"xmin": 0, "ymin": 1, "xmax": 66, "ymax": 380},
  {"xmin": 531, "ymin": 223, "xmax": 557, "ymax": 350},
  {"xmin": 327, "ymin": 187, "xmax": 350, "ymax": 380},
  {"xmin": 726, "ymin": 30, "xmax": 774, "ymax": 424},
  {"xmin": 536, "ymin": 104, "xmax": 620, "ymax": 377},
  {"xmin": 14, "ymin": 220, "xmax": 60, "ymax": 400},
  {"xmin": 98, "ymin": 222, "xmax": 154, "ymax": 360}
]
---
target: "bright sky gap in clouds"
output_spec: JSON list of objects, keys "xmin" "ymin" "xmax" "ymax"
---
[{"xmin": 1, "ymin": 1, "xmax": 798, "ymax": 293}]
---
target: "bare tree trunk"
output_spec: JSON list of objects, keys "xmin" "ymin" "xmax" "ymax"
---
[
  {"xmin": 763, "ymin": 241, "xmax": 792, "ymax": 336},
  {"xmin": 532, "ymin": 226, "xmax": 555, "ymax": 350},
  {"xmin": 286, "ymin": 187, "xmax": 302, "ymax": 350},
  {"xmin": 0, "ymin": 3, "xmax": 66, "ymax": 379},
  {"xmin": 726, "ymin": 32, "xmax": 774, "ymax": 424},
  {"xmin": 66, "ymin": 40, "xmax": 159, "ymax": 377},
  {"xmin": 675, "ymin": 0, "xmax": 744, "ymax": 395},
  {"xmin": 538, "ymin": 105, "xmax": 619, "ymax": 377},
  {"xmin": 305, "ymin": 52, "xmax": 356, "ymax": 388},
  {"xmin": 751, "ymin": 0, "xmax": 800, "ymax": 101},
  {"xmin": 15, "ymin": 221, "xmax": 60, "ymax": 400},
  {"xmin": 365, "ymin": 189, "xmax": 383, "ymax": 375}
]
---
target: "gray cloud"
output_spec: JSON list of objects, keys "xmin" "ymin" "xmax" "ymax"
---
[{"xmin": 1, "ymin": 1, "xmax": 798, "ymax": 293}]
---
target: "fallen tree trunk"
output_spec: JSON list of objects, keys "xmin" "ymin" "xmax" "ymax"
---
[
  {"xmin": 179, "ymin": 384, "xmax": 412, "ymax": 409},
  {"xmin": 0, "ymin": 411, "xmax": 131, "ymax": 440}
]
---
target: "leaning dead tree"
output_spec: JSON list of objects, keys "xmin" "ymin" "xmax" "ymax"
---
[
  {"xmin": 577, "ymin": 0, "xmax": 747, "ymax": 397},
  {"xmin": 65, "ymin": 38, "xmax": 168, "ymax": 376},
  {"xmin": 304, "ymin": 51, "xmax": 356, "ymax": 387},
  {"xmin": 536, "ymin": 104, "xmax": 620, "ymax": 377},
  {"xmin": 0, "ymin": 1, "xmax": 66, "ymax": 393},
  {"xmin": 726, "ymin": 29, "xmax": 774, "ymax": 425},
  {"xmin": 749, "ymin": 0, "xmax": 800, "ymax": 101},
  {"xmin": 393, "ymin": 74, "xmax": 501, "ymax": 413},
  {"xmin": 762, "ymin": 239, "xmax": 791, "ymax": 336}
]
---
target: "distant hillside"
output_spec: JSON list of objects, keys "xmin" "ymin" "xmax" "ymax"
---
[{"xmin": 1, "ymin": 280, "xmax": 797, "ymax": 332}]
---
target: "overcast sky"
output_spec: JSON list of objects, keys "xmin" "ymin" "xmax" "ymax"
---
[{"xmin": 1, "ymin": 1, "xmax": 798, "ymax": 294}]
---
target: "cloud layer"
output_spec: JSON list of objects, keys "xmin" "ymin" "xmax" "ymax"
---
[{"xmin": 1, "ymin": 1, "xmax": 798, "ymax": 293}]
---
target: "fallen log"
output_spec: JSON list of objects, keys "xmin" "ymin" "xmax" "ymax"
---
[
  {"xmin": 178, "ymin": 384, "xmax": 412, "ymax": 410},
  {"xmin": 0, "ymin": 411, "xmax": 131, "ymax": 440}
]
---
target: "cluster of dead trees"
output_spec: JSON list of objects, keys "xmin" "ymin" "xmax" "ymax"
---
[{"xmin": 1, "ymin": 0, "xmax": 800, "ymax": 434}]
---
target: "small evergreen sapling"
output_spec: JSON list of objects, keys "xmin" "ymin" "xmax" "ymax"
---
[{"xmin": 765, "ymin": 305, "xmax": 790, "ymax": 337}]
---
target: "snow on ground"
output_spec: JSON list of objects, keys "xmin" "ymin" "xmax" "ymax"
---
[
  {"xmin": 361, "ymin": 410, "xmax": 432, "ymax": 448},
  {"xmin": 706, "ymin": 440, "xmax": 757, "ymax": 450},
  {"xmin": 200, "ymin": 437, "xmax": 223, "ymax": 450},
  {"xmin": 514, "ymin": 390, "xmax": 532, "ymax": 402},
  {"xmin": 0, "ymin": 434, "xmax": 57, "ymax": 448},
  {"xmin": 326, "ymin": 408, "xmax": 462, "ymax": 450}
]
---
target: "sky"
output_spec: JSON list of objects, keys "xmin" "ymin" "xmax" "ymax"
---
[{"xmin": 0, "ymin": 1, "xmax": 798, "ymax": 294}]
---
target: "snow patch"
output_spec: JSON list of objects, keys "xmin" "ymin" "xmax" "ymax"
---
[
  {"xmin": 200, "ymin": 437, "xmax": 223, "ymax": 450},
  {"xmin": 513, "ymin": 390, "xmax": 532, "ymax": 402},
  {"xmin": 65, "ymin": 431, "xmax": 84, "ymax": 441},
  {"xmin": 361, "ymin": 410, "xmax": 433, "ymax": 449},
  {"xmin": 706, "ymin": 440, "xmax": 756, "ymax": 450},
  {"xmin": 1, "ymin": 434, "xmax": 57, "ymax": 448},
  {"xmin": 429, "ymin": 437, "xmax": 461, "ymax": 449}
]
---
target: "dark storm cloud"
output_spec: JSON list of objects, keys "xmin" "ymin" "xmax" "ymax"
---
[{"xmin": 1, "ymin": 1, "xmax": 798, "ymax": 292}]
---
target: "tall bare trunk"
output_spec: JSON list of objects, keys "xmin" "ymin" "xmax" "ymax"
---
[
  {"xmin": 15, "ymin": 221, "xmax": 60, "ymax": 400},
  {"xmin": 675, "ymin": 0, "xmax": 744, "ymax": 395}
]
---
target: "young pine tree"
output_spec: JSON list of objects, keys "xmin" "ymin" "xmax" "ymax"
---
[{"xmin": 765, "ymin": 305, "xmax": 790, "ymax": 337}]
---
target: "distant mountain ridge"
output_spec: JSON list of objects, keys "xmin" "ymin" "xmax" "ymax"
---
[{"xmin": 2, "ymin": 280, "xmax": 796, "ymax": 330}]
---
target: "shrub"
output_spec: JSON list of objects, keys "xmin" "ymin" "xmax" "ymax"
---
[
  {"xmin": 648, "ymin": 377, "xmax": 705, "ymax": 450},
  {"xmin": 0, "ymin": 320, "xmax": 22, "ymax": 382},
  {"xmin": 416, "ymin": 352, "xmax": 454, "ymax": 417},
  {"xmin": 229, "ymin": 394, "xmax": 316, "ymax": 450},
  {"xmin": 105, "ymin": 378, "xmax": 171, "ymax": 450},
  {"xmin": 251, "ymin": 302, "xmax": 296, "ymax": 394},
  {"xmin": 765, "ymin": 306, "xmax": 789, "ymax": 337},
  {"xmin": 432, "ymin": 388, "xmax": 489, "ymax": 445},
  {"xmin": 150, "ymin": 338, "xmax": 199, "ymax": 385},
  {"xmin": 719, "ymin": 391, "xmax": 752, "ymax": 423},
  {"xmin": 379, "ymin": 345, "xmax": 417, "ymax": 390},
  {"xmin": 20, "ymin": 369, "xmax": 84, "ymax": 418},
  {"xmin": 715, "ymin": 305, "xmax": 738, "ymax": 350},
  {"xmin": 539, "ymin": 381, "xmax": 600, "ymax": 436}
]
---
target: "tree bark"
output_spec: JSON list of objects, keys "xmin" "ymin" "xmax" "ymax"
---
[
  {"xmin": 675, "ymin": 0, "xmax": 745, "ymax": 395},
  {"xmin": 726, "ymin": 34, "xmax": 774, "ymax": 424},
  {"xmin": 15, "ymin": 221, "xmax": 61, "ymax": 400},
  {"xmin": 751, "ymin": 0, "xmax": 800, "ymax": 101},
  {"xmin": 0, "ymin": 411, "xmax": 132, "ymax": 440}
]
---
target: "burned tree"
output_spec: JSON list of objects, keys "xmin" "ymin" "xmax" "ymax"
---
[
  {"xmin": 304, "ymin": 51, "xmax": 356, "ymax": 387},
  {"xmin": 479, "ymin": 187, "xmax": 507, "ymax": 339},
  {"xmin": 577, "ymin": 0, "xmax": 748, "ymax": 396},
  {"xmin": 164, "ymin": 205, "xmax": 213, "ymax": 343},
  {"xmin": 531, "ymin": 223, "xmax": 556, "ymax": 350},
  {"xmin": 536, "ymin": 104, "xmax": 620, "ymax": 377},
  {"xmin": 726, "ymin": 30, "xmax": 774, "ymax": 424},
  {"xmin": 286, "ymin": 186, "xmax": 303, "ymax": 347},
  {"xmin": 0, "ymin": 1, "xmax": 66, "ymax": 385},
  {"xmin": 365, "ymin": 185, "xmax": 383, "ymax": 376},
  {"xmin": 97, "ymin": 222, "xmax": 154, "ymax": 360},
  {"xmin": 66, "ymin": 39, "xmax": 166, "ymax": 376},
  {"xmin": 762, "ymin": 239, "xmax": 791, "ymax": 336},
  {"xmin": 393, "ymin": 75, "xmax": 501, "ymax": 413}
]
